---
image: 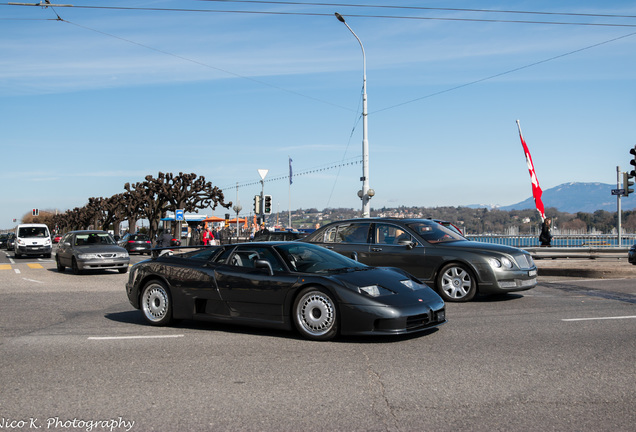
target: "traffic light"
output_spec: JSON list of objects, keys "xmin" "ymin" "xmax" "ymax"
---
[
  {"xmin": 630, "ymin": 146, "xmax": 636, "ymax": 177},
  {"xmin": 32, "ymin": 208, "xmax": 39, "ymax": 216},
  {"xmin": 253, "ymin": 195, "xmax": 261, "ymax": 214},
  {"xmin": 263, "ymin": 195, "xmax": 272, "ymax": 214},
  {"xmin": 624, "ymin": 172, "xmax": 634, "ymax": 197}
]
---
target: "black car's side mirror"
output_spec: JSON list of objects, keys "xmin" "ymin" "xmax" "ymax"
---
[
  {"xmin": 398, "ymin": 240, "xmax": 415, "ymax": 250},
  {"xmin": 350, "ymin": 251, "xmax": 359, "ymax": 261},
  {"xmin": 254, "ymin": 259, "xmax": 273, "ymax": 276}
]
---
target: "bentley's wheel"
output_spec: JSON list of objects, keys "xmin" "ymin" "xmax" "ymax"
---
[
  {"xmin": 293, "ymin": 287, "xmax": 338, "ymax": 341},
  {"xmin": 437, "ymin": 263, "xmax": 477, "ymax": 302},
  {"xmin": 141, "ymin": 280, "xmax": 172, "ymax": 326}
]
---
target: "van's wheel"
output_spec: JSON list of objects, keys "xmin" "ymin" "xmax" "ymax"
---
[
  {"xmin": 437, "ymin": 263, "xmax": 477, "ymax": 302},
  {"xmin": 141, "ymin": 280, "xmax": 173, "ymax": 326},
  {"xmin": 293, "ymin": 287, "xmax": 338, "ymax": 341}
]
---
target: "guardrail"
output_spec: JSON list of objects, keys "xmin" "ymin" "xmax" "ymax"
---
[
  {"xmin": 467, "ymin": 234, "xmax": 636, "ymax": 249},
  {"xmin": 524, "ymin": 247, "xmax": 629, "ymax": 260}
]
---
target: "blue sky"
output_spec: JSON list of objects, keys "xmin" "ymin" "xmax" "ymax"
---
[{"xmin": 2, "ymin": 1, "xmax": 635, "ymax": 229}]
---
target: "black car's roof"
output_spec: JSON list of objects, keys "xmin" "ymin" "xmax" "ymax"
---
[{"xmin": 319, "ymin": 217, "xmax": 435, "ymax": 225}]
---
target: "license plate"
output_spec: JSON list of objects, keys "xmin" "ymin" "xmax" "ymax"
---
[{"xmin": 528, "ymin": 269, "xmax": 537, "ymax": 277}]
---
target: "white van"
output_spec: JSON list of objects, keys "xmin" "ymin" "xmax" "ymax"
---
[{"xmin": 15, "ymin": 223, "xmax": 52, "ymax": 258}]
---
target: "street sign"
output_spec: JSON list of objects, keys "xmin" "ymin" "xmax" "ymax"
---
[
  {"xmin": 175, "ymin": 209, "xmax": 185, "ymax": 221},
  {"xmin": 611, "ymin": 189, "xmax": 625, "ymax": 196}
]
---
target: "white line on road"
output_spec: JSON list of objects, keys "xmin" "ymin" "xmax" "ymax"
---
[
  {"xmin": 88, "ymin": 335, "xmax": 185, "ymax": 340},
  {"xmin": 562, "ymin": 315, "xmax": 636, "ymax": 322},
  {"xmin": 22, "ymin": 278, "xmax": 43, "ymax": 284},
  {"xmin": 14, "ymin": 268, "xmax": 20, "ymax": 274}
]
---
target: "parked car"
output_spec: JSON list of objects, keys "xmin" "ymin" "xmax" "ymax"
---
[
  {"xmin": 118, "ymin": 233, "xmax": 152, "ymax": 255},
  {"xmin": 126, "ymin": 241, "xmax": 446, "ymax": 341},
  {"xmin": 0, "ymin": 233, "xmax": 8, "ymax": 249},
  {"xmin": 56, "ymin": 230, "xmax": 130, "ymax": 275},
  {"xmin": 5, "ymin": 233, "xmax": 16, "ymax": 250},
  {"xmin": 629, "ymin": 244, "xmax": 636, "ymax": 265},
  {"xmin": 252, "ymin": 230, "xmax": 307, "ymax": 242},
  {"xmin": 302, "ymin": 218, "xmax": 537, "ymax": 302}
]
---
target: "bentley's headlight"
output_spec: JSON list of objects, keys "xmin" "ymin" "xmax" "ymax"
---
[
  {"xmin": 488, "ymin": 257, "xmax": 513, "ymax": 269},
  {"xmin": 359, "ymin": 285, "xmax": 395, "ymax": 297}
]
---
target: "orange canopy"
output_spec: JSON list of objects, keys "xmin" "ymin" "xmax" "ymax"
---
[{"xmin": 203, "ymin": 216, "xmax": 225, "ymax": 222}]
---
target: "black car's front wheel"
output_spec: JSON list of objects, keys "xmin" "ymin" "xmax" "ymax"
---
[
  {"xmin": 293, "ymin": 287, "xmax": 338, "ymax": 341},
  {"xmin": 141, "ymin": 280, "xmax": 173, "ymax": 326},
  {"xmin": 437, "ymin": 263, "xmax": 477, "ymax": 302}
]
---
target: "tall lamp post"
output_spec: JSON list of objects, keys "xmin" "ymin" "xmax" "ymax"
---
[{"xmin": 335, "ymin": 12, "xmax": 374, "ymax": 218}]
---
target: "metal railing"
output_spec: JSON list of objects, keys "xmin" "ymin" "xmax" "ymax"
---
[{"xmin": 467, "ymin": 234, "xmax": 635, "ymax": 259}]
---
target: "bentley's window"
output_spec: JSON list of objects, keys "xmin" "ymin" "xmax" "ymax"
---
[
  {"xmin": 375, "ymin": 224, "xmax": 413, "ymax": 245},
  {"xmin": 324, "ymin": 223, "xmax": 370, "ymax": 244}
]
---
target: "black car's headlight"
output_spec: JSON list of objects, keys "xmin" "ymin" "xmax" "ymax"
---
[
  {"xmin": 359, "ymin": 285, "xmax": 395, "ymax": 297},
  {"xmin": 400, "ymin": 279, "xmax": 427, "ymax": 291}
]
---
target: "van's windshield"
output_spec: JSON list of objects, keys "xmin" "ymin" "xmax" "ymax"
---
[{"xmin": 18, "ymin": 227, "xmax": 49, "ymax": 238}]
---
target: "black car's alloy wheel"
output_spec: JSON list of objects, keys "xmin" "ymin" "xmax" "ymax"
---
[
  {"xmin": 437, "ymin": 263, "xmax": 477, "ymax": 302},
  {"xmin": 293, "ymin": 287, "xmax": 338, "ymax": 341},
  {"xmin": 141, "ymin": 280, "xmax": 172, "ymax": 326}
]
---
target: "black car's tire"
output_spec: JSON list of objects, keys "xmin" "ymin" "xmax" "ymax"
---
[
  {"xmin": 140, "ymin": 280, "xmax": 173, "ymax": 326},
  {"xmin": 71, "ymin": 258, "xmax": 81, "ymax": 275},
  {"xmin": 56, "ymin": 256, "xmax": 65, "ymax": 272},
  {"xmin": 436, "ymin": 263, "xmax": 477, "ymax": 302},
  {"xmin": 293, "ymin": 287, "xmax": 338, "ymax": 341}
]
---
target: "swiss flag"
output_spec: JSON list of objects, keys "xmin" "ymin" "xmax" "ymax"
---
[{"xmin": 517, "ymin": 121, "xmax": 545, "ymax": 220}]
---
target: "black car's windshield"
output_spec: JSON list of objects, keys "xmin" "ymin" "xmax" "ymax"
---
[
  {"xmin": 406, "ymin": 222, "xmax": 464, "ymax": 244},
  {"xmin": 274, "ymin": 243, "xmax": 367, "ymax": 273}
]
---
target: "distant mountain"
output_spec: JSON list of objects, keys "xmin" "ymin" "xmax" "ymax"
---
[{"xmin": 496, "ymin": 182, "xmax": 636, "ymax": 213}]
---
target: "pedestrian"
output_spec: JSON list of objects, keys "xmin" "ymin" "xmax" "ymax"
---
[
  {"xmin": 157, "ymin": 229, "xmax": 173, "ymax": 248},
  {"xmin": 539, "ymin": 217, "xmax": 552, "ymax": 247}
]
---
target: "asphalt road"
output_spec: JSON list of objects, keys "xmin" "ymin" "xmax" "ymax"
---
[{"xmin": 1, "ymin": 250, "xmax": 635, "ymax": 432}]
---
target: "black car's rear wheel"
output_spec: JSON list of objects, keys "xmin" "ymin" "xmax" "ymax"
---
[
  {"xmin": 141, "ymin": 280, "xmax": 172, "ymax": 326},
  {"xmin": 293, "ymin": 287, "xmax": 338, "ymax": 341},
  {"xmin": 437, "ymin": 263, "xmax": 477, "ymax": 302}
]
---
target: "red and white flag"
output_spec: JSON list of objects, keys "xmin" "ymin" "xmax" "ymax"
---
[{"xmin": 516, "ymin": 120, "xmax": 545, "ymax": 220}]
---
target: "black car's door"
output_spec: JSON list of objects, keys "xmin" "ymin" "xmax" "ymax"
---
[
  {"xmin": 362, "ymin": 223, "xmax": 436, "ymax": 282},
  {"xmin": 214, "ymin": 246, "xmax": 299, "ymax": 322}
]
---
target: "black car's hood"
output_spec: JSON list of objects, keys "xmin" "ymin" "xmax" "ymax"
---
[{"xmin": 327, "ymin": 267, "xmax": 443, "ymax": 306}]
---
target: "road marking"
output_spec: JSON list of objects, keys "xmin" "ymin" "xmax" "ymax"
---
[
  {"xmin": 87, "ymin": 335, "xmax": 185, "ymax": 340},
  {"xmin": 562, "ymin": 315, "xmax": 636, "ymax": 322},
  {"xmin": 27, "ymin": 263, "xmax": 43, "ymax": 269},
  {"xmin": 23, "ymin": 278, "xmax": 43, "ymax": 284},
  {"xmin": 0, "ymin": 264, "xmax": 11, "ymax": 270},
  {"xmin": 14, "ymin": 268, "xmax": 20, "ymax": 274}
]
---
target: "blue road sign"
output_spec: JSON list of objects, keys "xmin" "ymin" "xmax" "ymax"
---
[{"xmin": 175, "ymin": 209, "xmax": 185, "ymax": 221}]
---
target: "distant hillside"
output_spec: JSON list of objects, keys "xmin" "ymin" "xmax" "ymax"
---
[{"xmin": 498, "ymin": 182, "xmax": 636, "ymax": 213}]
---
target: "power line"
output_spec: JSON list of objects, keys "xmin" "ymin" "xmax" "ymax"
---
[{"xmin": 3, "ymin": 2, "xmax": 636, "ymax": 27}]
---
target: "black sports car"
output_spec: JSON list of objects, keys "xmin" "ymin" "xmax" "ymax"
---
[{"xmin": 126, "ymin": 242, "xmax": 446, "ymax": 341}]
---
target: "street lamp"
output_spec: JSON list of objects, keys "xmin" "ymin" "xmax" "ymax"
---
[{"xmin": 335, "ymin": 12, "xmax": 373, "ymax": 218}]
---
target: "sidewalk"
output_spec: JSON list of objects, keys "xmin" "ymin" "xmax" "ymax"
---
[{"xmin": 535, "ymin": 257, "xmax": 636, "ymax": 279}]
